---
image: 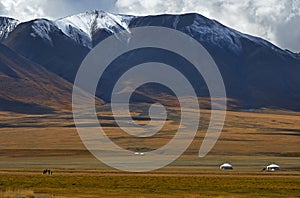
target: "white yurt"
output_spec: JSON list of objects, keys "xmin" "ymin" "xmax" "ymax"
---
[
  {"xmin": 266, "ymin": 164, "xmax": 280, "ymax": 171},
  {"xmin": 220, "ymin": 163, "xmax": 233, "ymax": 170},
  {"xmin": 134, "ymin": 152, "xmax": 145, "ymax": 156}
]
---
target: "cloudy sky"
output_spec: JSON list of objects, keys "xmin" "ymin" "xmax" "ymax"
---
[{"xmin": 0, "ymin": 0, "xmax": 299, "ymax": 52}]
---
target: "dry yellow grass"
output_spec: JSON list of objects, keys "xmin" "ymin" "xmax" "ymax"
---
[
  {"xmin": 0, "ymin": 189, "xmax": 34, "ymax": 198},
  {"xmin": 0, "ymin": 104, "xmax": 299, "ymax": 172},
  {"xmin": 0, "ymin": 172, "xmax": 299, "ymax": 198}
]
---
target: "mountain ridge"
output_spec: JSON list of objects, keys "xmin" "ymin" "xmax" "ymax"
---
[
  {"xmin": 2, "ymin": 10, "xmax": 298, "ymax": 54},
  {"xmin": 1, "ymin": 10, "xmax": 300, "ymax": 112}
]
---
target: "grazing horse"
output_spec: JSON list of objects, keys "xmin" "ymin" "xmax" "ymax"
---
[{"xmin": 43, "ymin": 169, "xmax": 52, "ymax": 175}]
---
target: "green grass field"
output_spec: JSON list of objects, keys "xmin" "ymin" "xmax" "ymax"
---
[{"xmin": 0, "ymin": 172, "xmax": 299, "ymax": 197}]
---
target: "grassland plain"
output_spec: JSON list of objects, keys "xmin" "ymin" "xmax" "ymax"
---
[
  {"xmin": 0, "ymin": 172, "xmax": 299, "ymax": 197},
  {"xmin": 0, "ymin": 106, "xmax": 299, "ymax": 197}
]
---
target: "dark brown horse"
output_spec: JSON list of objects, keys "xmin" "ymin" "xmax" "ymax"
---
[{"xmin": 42, "ymin": 169, "xmax": 52, "ymax": 175}]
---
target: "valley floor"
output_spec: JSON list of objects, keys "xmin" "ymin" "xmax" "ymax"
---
[{"xmin": 0, "ymin": 107, "xmax": 299, "ymax": 197}]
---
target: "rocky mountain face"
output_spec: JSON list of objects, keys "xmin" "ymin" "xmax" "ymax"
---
[
  {"xmin": 0, "ymin": 17, "xmax": 19, "ymax": 41},
  {"xmin": 1, "ymin": 10, "xmax": 300, "ymax": 112},
  {"xmin": 2, "ymin": 18, "xmax": 90, "ymax": 83}
]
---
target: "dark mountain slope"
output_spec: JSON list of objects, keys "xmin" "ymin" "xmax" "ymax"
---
[
  {"xmin": 3, "ymin": 19, "xmax": 89, "ymax": 83},
  {"xmin": 0, "ymin": 43, "xmax": 75, "ymax": 113},
  {"xmin": 94, "ymin": 13, "xmax": 300, "ymax": 110}
]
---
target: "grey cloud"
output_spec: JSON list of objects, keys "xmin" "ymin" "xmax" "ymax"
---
[{"xmin": 276, "ymin": 15, "xmax": 300, "ymax": 52}]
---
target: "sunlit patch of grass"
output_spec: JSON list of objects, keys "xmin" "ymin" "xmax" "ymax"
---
[{"xmin": 1, "ymin": 189, "xmax": 35, "ymax": 198}]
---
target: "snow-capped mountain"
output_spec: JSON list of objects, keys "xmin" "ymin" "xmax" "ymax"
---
[
  {"xmin": 1, "ymin": 10, "xmax": 300, "ymax": 111},
  {"xmin": 2, "ymin": 17, "xmax": 90, "ymax": 82},
  {"xmin": 0, "ymin": 10, "xmax": 288, "ymax": 54},
  {"xmin": 30, "ymin": 19, "xmax": 61, "ymax": 46},
  {"xmin": 183, "ymin": 14, "xmax": 284, "ymax": 55},
  {"xmin": 53, "ymin": 11, "xmax": 292, "ymax": 56},
  {"xmin": 0, "ymin": 17, "xmax": 19, "ymax": 40},
  {"xmin": 0, "ymin": 10, "xmax": 134, "ymax": 49},
  {"xmin": 55, "ymin": 10, "xmax": 134, "ymax": 48}
]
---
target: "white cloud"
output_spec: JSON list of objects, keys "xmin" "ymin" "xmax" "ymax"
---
[
  {"xmin": 0, "ymin": 0, "xmax": 46, "ymax": 21},
  {"xmin": 0, "ymin": 0, "xmax": 117, "ymax": 21}
]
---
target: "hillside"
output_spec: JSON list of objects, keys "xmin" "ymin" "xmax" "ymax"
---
[
  {"xmin": 0, "ymin": 43, "xmax": 75, "ymax": 113},
  {"xmin": 1, "ymin": 11, "xmax": 300, "ymax": 111}
]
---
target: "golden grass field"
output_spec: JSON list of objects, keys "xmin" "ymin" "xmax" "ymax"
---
[{"xmin": 0, "ymin": 104, "xmax": 299, "ymax": 197}]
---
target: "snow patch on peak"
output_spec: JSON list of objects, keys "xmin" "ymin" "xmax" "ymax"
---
[
  {"xmin": 105, "ymin": 12, "xmax": 133, "ymax": 33},
  {"xmin": 55, "ymin": 10, "xmax": 135, "ymax": 48},
  {"xmin": 0, "ymin": 17, "xmax": 19, "ymax": 40},
  {"xmin": 93, "ymin": 12, "xmax": 134, "ymax": 42},
  {"xmin": 187, "ymin": 15, "xmax": 243, "ymax": 54},
  {"xmin": 55, "ymin": 19, "xmax": 92, "ymax": 49},
  {"xmin": 189, "ymin": 14, "xmax": 283, "ymax": 54},
  {"xmin": 56, "ymin": 11, "xmax": 98, "ymax": 39},
  {"xmin": 55, "ymin": 11, "xmax": 99, "ymax": 48},
  {"xmin": 172, "ymin": 16, "xmax": 180, "ymax": 29},
  {"xmin": 30, "ymin": 19, "xmax": 55, "ymax": 44}
]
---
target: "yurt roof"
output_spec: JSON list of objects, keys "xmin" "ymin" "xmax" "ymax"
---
[
  {"xmin": 267, "ymin": 164, "xmax": 280, "ymax": 168},
  {"xmin": 220, "ymin": 163, "xmax": 232, "ymax": 167}
]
